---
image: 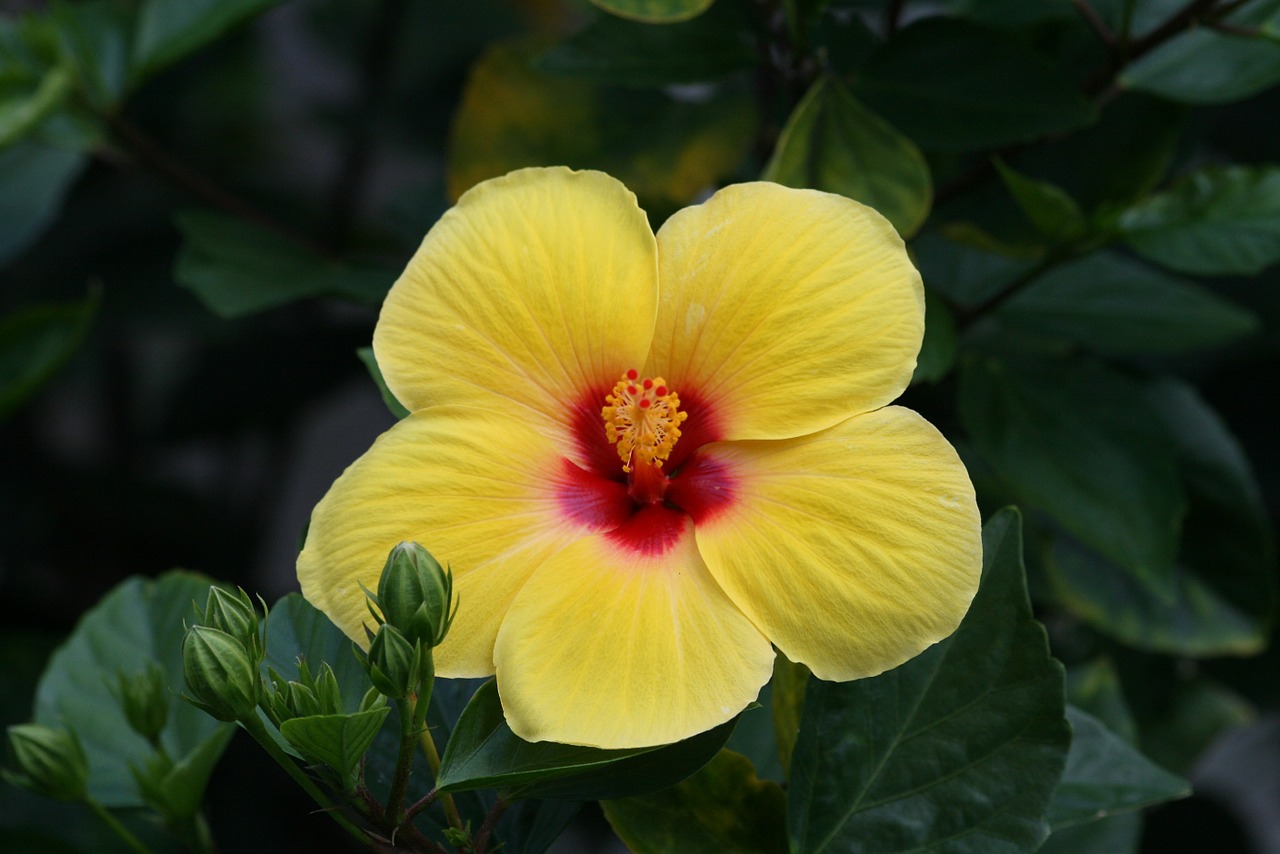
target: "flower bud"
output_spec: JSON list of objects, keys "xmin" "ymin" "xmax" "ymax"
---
[
  {"xmin": 366, "ymin": 624, "xmax": 418, "ymax": 700},
  {"xmin": 181, "ymin": 625, "xmax": 260, "ymax": 722},
  {"xmin": 199, "ymin": 587, "xmax": 263, "ymax": 662},
  {"xmin": 115, "ymin": 663, "xmax": 169, "ymax": 743},
  {"xmin": 376, "ymin": 542, "xmax": 455, "ymax": 647},
  {"xmin": 3, "ymin": 724, "xmax": 88, "ymax": 801}
]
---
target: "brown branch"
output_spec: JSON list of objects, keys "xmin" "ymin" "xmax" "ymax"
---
[{"xmin": 1071, "ymin": 0, "xmax": 1117, "ymax": 46}]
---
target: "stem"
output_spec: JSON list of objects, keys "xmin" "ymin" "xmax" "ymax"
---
[
  {"xmin": 101, "ymin": 111, "xmax": 329, "ymax": 256},
  {"xmin": 473, "ymin": 798, "xmax": 508, "ymax": 854},
  {"xmin": 1071, "ymin": 0, "xmax": 1117, "ymax": 46},
  {"xmin": 85, "ymin": 798, "xmax": 154, "ymax": 854},
  {"xmin": 385, "ymin": 697, "xmax": 418, "ymax": 825},
  {"xmin": 420, "ymin": 732, "xmax": 464, "ymax": 831},
  {"xmin": 241, "ymin": 715, "xmax": 370, "ymax": 847}
]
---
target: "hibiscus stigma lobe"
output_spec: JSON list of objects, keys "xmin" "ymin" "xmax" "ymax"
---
[{"xmin": 602, "ymin": 370, "xmax": 688, "ymax": 473}]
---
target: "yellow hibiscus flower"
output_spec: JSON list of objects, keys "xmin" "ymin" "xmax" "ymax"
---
[{"xmin": 297, "ymin": 167, "xmax": 981, "ymax": 749}]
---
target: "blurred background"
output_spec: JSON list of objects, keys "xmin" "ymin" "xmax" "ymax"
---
[{"xmin": 2, "ymin": 1, "xmax": 1277, "ymax": 851}]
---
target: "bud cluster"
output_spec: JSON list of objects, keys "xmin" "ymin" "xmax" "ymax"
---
[
  {"xmin": 3, "ymin": 724, "xmax": 89, "ymax": 802},
  {"xmin": 263, "ymin": 658, "xmax": 385, "ymax": 727},
  {"xmin": 182, "ymin": 587, "xmax": 265, "ymax": 722},
  {"xmin": 360, "ymin": 542, "xmax": 456, "ymax": 700}
]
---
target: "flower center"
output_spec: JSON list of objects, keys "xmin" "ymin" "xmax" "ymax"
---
[{"xmin": 601, "ymin": 369, "xmax": 688, "ymax": 474}]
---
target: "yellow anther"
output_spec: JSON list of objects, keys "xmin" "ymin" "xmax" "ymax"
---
[{"xmin": 601, "ymin": 370, "xmax": 688, "ymax": 473}]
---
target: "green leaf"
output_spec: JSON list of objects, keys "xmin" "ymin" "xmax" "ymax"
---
[
  {"xmin": 536, "ymin": 3, "xmax": 757, "ymax": 86},
  {"xmin": 1122, "ymin": 24, "xmax": 1280, "ymax": 104},
  {"xmin": 356, "ymin": 347, "xmax": 410, "ymax": 419},
  {"xmin": 0, "ymin": 140, "xmax": 87, "ymax": 265},
  {"xmin": 943, "ymin": 0, "xmax": 1076, "ymax": 27},
  {"xmin": 33, "ymin": 572, "xmax": 235, "ymax": 807},
  {"xmin": 436, "ymin": 679, "xmax": 736, "ymax": 800},
  {"xmin": 448, "ymin": 38, "xmax": 754, "ymax": 219},
  {"xmin": 173, "ymin": 210, "xmax": 395, "ymax": 318},
  {"xmin": 725, "ymin": 684, "xmax": 783, "ymax": 783},
  {"xmin": 262, "ymin": 593, "xmax": 375, "ymax": 715},
  {"xmin": 912, "ymin": 288, "xmax": 957, "ymax": 383},
  {"xmin": 959, "ymin": 357, "xmax": 1186, "ymax": 595},
  {"xmin": 132, "ymin": 0, "xmax": 283, "ymax": 78},
  {"xmin": 763, "ymin": 75, "xmax": 931, "ymax": 237},
  {"xmin": 1066, "ymin": 659, "xmax": 1136, "ymax": 743},
  {"xmin": 993, "ymin": 160, "xmax": 1087, "ymax": 242},
  {"xmin": 589, "ymin": 0, "xmax": 716, "ymax": 23},
  {"xmin": 992, "ymin": 252, "xmax": 1259, "ymax": 356},
  {"xmin": 133, "ymin": 723, "xmax": 235, "ymax": 820},
  {"xmin": 1046, "ymin": 707, "xmax": 1189, "ymax": 830},
  {"xmin": 602, "ymin": 749, "xmax": 788, "ymax": 853},
  {"xmin": 770, "ymin": 655, "xmax": 808, "ymax": 777},
  {"xmin": 911, "ymin": 230, "xmax": 1039, "ymax": 310},
  {"xmin": 787, "ymin": 509, "xmax": 1071, "ymax": 854},
  {"xmin": 1036, "ymin": 813, "xmax": 1142, "ymax": 854},
  {"xmin": 852, "ymin": 18, "xmax": 1096, "ymax": 151},
  {"xmin": 1045, "ymin": 379, "xmax": 1275, "ymax": 656},
  {"xmin": 0, "ymin": 290, "xmax": 98, "ymax": 422},
  {"xmin": 1117, "ymin": 165, "xmax": 1280, "ymax": 275},
  {"xmin": 1017, "ymin": 94, "xmax": 1185, "ymax": 211},
  {"xmin": 50, "ymin": 0, "xmax": 131, "ymax": 109},
  {"xmin": 0, "ymin": 64, "xmax": 72, "ymax": 147},
  {"xmin": 1138, "ymin": 677, "xmax": 1253, "ymax": 776},
  {"xmin": 279, "ymin": 706, "xmax": 391, "ymax": 787}
]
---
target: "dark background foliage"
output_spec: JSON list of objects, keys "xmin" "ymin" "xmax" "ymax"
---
[{"xmin": 2, "ymin": 1, "xmax": 1278, "ymax": 852}]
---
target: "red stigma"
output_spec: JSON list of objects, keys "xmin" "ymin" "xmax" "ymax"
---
[
  {"xmin": 627, "ymin": 385, "xmax": 637, "ymax": 394},
  {"xmin": 626, "ymin": 369, "xmax": 638, "ymax": 380},
  {"xmin": 643, "ymin": 379, "xmax": 653, "ymax": 390},
  {"xmin": 655, "ymin": 385, "xmax": 667, "ymax": 396},
  {"xmin": 639, "ymin": 399, "xmax": 651, "ymax": 408}
]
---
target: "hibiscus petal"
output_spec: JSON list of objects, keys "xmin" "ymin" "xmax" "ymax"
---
[
  {"xmin": 649, "ymin": 182, "xmax": 923, "ymax": 440},
  {"xmin": 493, "ymin": 513, "xmax": 775, "ymax": 748},
  {"xmin": 692, "ymin": 406, "xmax": 981, "ymax": 681},
  {"xmin": 373, "ymin": 167, "xmax": 658, "ymax": 467},
  {"xmin": 297, "ymin": 405, "xmax": 609, "ymax": 677}
]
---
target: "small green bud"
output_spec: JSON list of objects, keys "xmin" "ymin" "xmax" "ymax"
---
[
  {"xmin": 4, "ymin": 724, "xmax": 88, "ymax": 801},
  {"xmin": 376, "ymin": 541, "xmax": 456, "ymax": 647},
  {"xmin": 181, "ymin": 625, "xmax": 260, "ymax": 722},
  {"xmin": 366, "ymin": 624, "xmax": 418, "ymax": 700},
  {"xmin": 199, "ymin": 587, "xmax": 263, "ymax": 662},
  {"xmin": 114, "ymin": 663, "xmax": 169, "ymax": 743}
]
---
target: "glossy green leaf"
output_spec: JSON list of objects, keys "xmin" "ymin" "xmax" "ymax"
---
[
  {"xmin": 356, "ymin": 347, "xmax": 410, "ymax": 419},
  {"xmin": 726, "ymin": 684, "xmax": 783, "ymax": 783},
  {"xmin": 0, "ymin": 141, "xmax": 86, "ymax": 265},
  {"xmin": 943, "ymin": 0, "xmax": 1075, "ymax": 27},
  {"xmin": 993, "ymin": 160, "xmax": 1086, "ymax": 242},
  {"xmin": 788, "ymin": 509, "xmax": 1071, "ymax": 854},
  {"xmin": 0, "ymin": 291, "xmax": 97, "ymax": 421},
  {"xmin": 589, "ymin": 0, "xmax": 716, "ymax": 22},
  {"xmin": 1047, "ymin": 707, "xmax": 1189, "ymax": 830},
  {"xmin": 1118, "ymin": 165, "xmax": 1280, "ymax": 275},
  {"xmin": 132, "ymin": 0, "xmax": 283, "ymax": 77},
  {"xmin": 173, "ymin": 210, "xmax": 394, "ymax": 318},
  {"xmin": 912, "ymin": 288, "xmax": 957, "ymax": 383},
  {"xmin": 911, "ymin": 230, "xmax": 1039, "ymax": 310},
  {"xmin": 992, "ymin": 252, "xmax": 1259, "ymax": 356},
  {"xmin": 262, "ymin": 593, "xmax": 374, "ymax": 716},
  {"xmin": 602, "ymin": 749, "xmax": 787, "ymax": 854},
  {"xmin": 279, "ymin": 706, "xmax": 391, "ymax": 787},
  {"xmin": 536, "ymin": 3, "xmax": 757, "ymax": 85},
  {"xmin": 764, "ymin": 75, "xmax": 931, "ymax": 237},
  {"xmin": 449, "ymin": 39, "xmax": 754, "ymax": 219},
  {"xmin": 33, "ymin": 572, "xmax": 234, "ymax": 807},
  {"xmin": 959, "ymin": 357, "xmax": 1186, "ymax": 595},
  {"xmin": 1045, "ymin": 379, "xmax": 1274, "ymax": 656},
  {"xmin": 1036, "ymin": 813, "xmax": 1142, "ymax": 854},
  {"xmin": 1122, "ymin": 24, "xmax": 1280, "ymax": 104},
  {"xmin": 436, "ymin": 679, "xmax": 735, "ymax": 800},
  {"xmin": 852, "ymin": 18, "xmax": 1096, "ymax": 151}
]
